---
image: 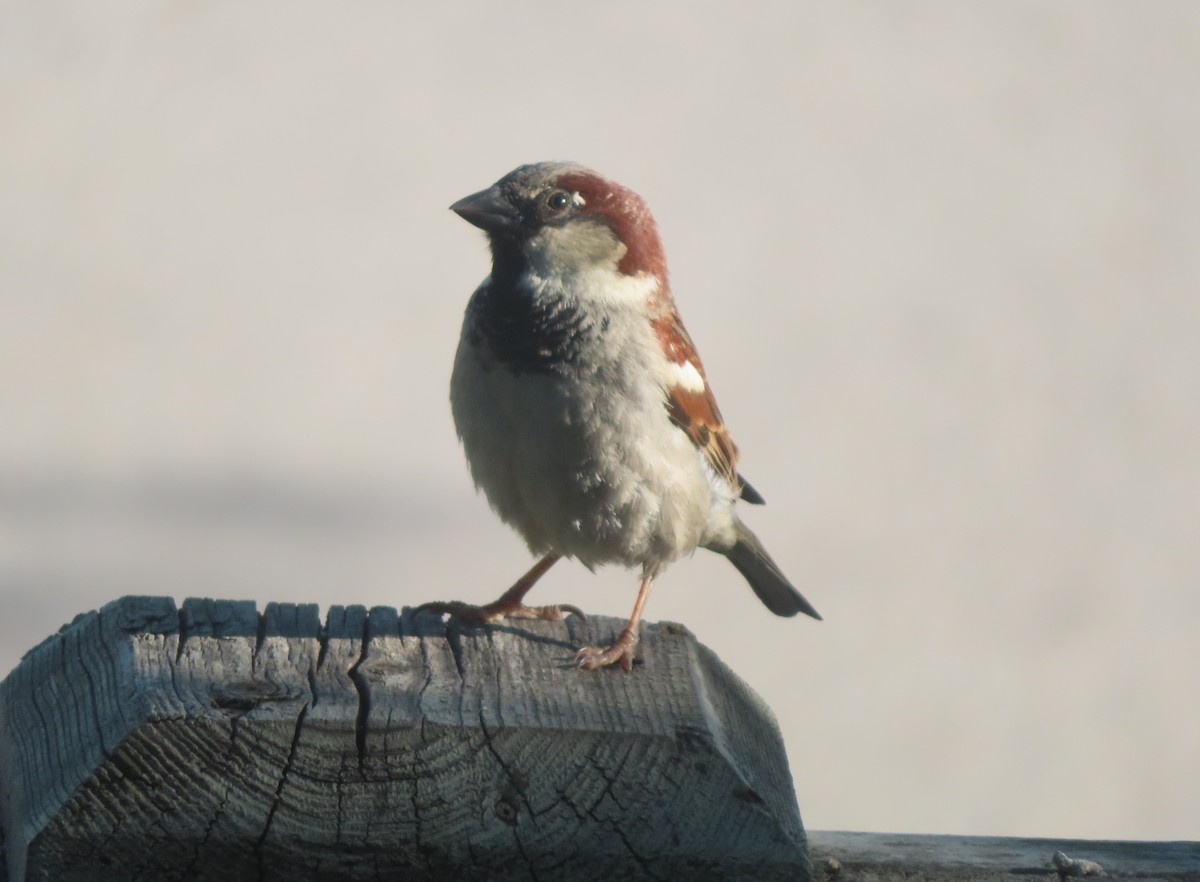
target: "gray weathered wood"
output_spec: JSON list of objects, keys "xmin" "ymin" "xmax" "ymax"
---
[
  {"xmin": 808, "ymin": 830, "xmax": 1200, "ymax": 880},
  {"xmin": 0, "ymin": 596, "xmax": 810, "ymax": 881}
]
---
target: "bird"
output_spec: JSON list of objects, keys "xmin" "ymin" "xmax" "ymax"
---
[{"xmin": 420, "ymin": 161, "xmax": 820, "ymax": 671}]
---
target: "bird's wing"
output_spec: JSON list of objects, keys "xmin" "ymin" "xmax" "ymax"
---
[{"xmin": 652, "ymin": 310, "xmax": 762, "ymax": 503}]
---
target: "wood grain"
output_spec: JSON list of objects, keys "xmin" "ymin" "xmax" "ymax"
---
[{"xmin": 0, "ymin": 596, "xmax": 810, "ymax": 881}]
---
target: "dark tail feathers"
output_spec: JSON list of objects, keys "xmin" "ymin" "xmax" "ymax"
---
[{"xmin": 724, "ymin": 521, "xmax": 822, "ymax": 620}]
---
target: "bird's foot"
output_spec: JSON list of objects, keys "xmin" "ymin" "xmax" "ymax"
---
[
  {"xmin": 575, "ymin": 627, "xmax": 639, "ymax": 672},
  {"xmin": 416, "ymin": 598, "xmax": 586, "ymax": 624}
]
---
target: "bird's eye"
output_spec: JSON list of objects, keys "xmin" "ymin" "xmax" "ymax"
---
[{"xmin": 545, "ymin": 189, "xmax": 572, "ymax": 212}]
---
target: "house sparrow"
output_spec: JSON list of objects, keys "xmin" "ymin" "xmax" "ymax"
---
[{"xmin": 422, "ymin": 161, "xmax": 820, "ymax": 671}]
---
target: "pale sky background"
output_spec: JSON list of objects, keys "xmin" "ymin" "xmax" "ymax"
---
[{"xmin": 3, "ymin": 2, "xmax": 1198, "ymax": 841}]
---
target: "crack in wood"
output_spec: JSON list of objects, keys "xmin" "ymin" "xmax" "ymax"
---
[
  {"xmin": 305, "ymin": 664, "xmax": 320, "ymax": 711},
  {"xmin": 347, "ymin": 613, "xmax": 372, "ymax": 769},
  {"xmin": 174, "ymin": 606, "xmax": 188, "ymax": 665},
  {"xmin": 613, "ymin": 824, "xmax": 665, "ymax": 882},
  {"xmin": 314, "ymin": 620, "xmax": 330, "ymax": 672},
  {"xmin": 184, "ymin": 780, "xmax": 229, "ymax": 879},
  {"xmin": 444, "ymin": 623, "xmax": 468, "ymax": 686},
  {"xmin": 253, "ymin": 703, "xmax": 309, "ymax": 881},
  {"xmin": 253, "ymin": 609, "xmax": 268, "ymax": 662}
]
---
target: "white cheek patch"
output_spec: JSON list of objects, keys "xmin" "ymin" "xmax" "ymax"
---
[
  {"xmin": 583, "ymin": 269, "xmax": 661, "ymax": 307},
  {"xmin": 668, "ymin": 359, "xmax": 707, "ymax": 394},
  {"xmin": 572, "ymin": 192, "xmax": 586, "ymax": 206}
]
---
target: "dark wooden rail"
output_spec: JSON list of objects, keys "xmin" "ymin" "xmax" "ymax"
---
[{"xmin": 808, "ymin": 830, "xmax": 1199, "ymax": 880}]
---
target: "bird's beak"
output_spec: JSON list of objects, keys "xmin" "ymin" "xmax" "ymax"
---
[{"xmin": 450, "ymin": 186, "xmax": 521, "ymax": 234}]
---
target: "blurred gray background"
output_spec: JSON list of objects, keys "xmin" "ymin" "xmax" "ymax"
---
[{"xmin": 3, "ymin": 1, "xmax": 1197, "ymax": 840}]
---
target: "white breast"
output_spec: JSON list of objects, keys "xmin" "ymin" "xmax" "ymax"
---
[{"xmin": 450, "ymin": 275, "xmax": 737, "ymax": 572}]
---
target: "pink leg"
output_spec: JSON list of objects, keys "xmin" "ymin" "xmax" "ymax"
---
[
  {"xmin": 576, "ymin": 572, "xmax": 655, "ymax": 672},
  {"xmin": 417, "ymin": 554, "xmax": 585, "ymax": 622}
]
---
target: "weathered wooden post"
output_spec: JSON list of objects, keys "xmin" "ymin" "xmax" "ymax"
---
[{"xmin": 0, "ymin": 596, "xmax": 812, "ymax": 881}]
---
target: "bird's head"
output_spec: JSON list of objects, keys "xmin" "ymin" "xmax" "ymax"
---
[{"xmin": 451, "ymin": 162, "xmax": 668, "ymax": 285}]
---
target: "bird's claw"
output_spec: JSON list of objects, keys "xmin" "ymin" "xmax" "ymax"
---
[
  {"xmin": 553, "ymin": 603, "xmax": 588, "ymax": 622},
  {"xmin": 575, "ymin": 628, "xmax": 639, "ymax": 671}
]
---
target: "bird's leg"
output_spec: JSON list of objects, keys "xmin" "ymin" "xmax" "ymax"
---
[
  {"xmin": 417, "ymin": 554, "xmax": 585, "ymax": 622},
  {"xmin": 576, "ymin": 572, "xmax": 655, "ymax": 672}
]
